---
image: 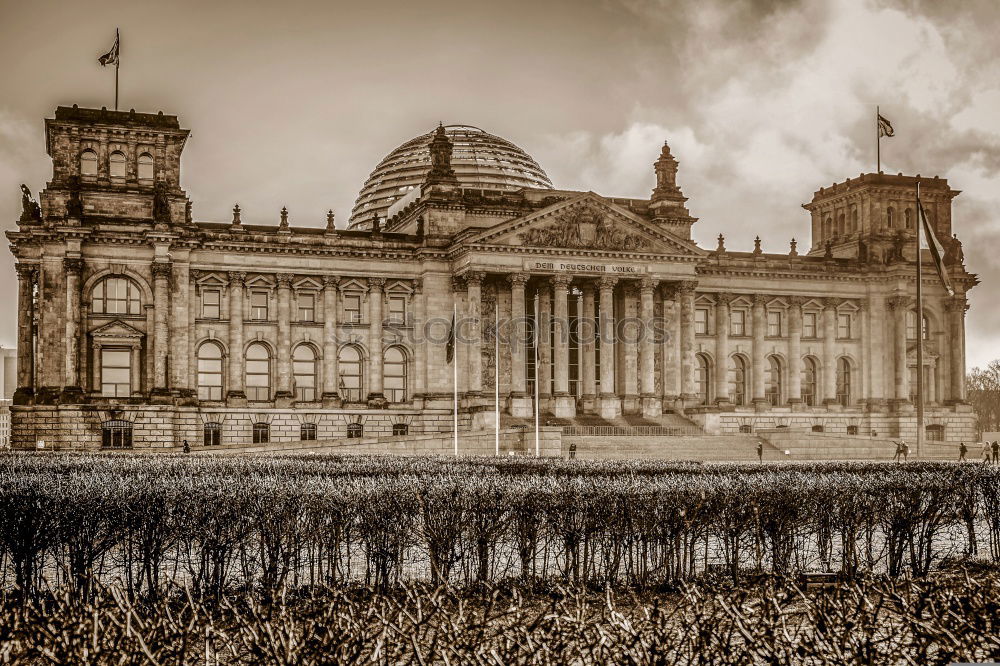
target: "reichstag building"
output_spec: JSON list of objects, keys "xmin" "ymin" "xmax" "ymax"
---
[{"xmin": 7, "ymin": 105, "xmax": 977, "ymax": 449}]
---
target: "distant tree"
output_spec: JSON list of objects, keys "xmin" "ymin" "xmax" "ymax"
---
[{"xmin": 967, "ymin": 360, "xmax": 1000, "ymax": 434}]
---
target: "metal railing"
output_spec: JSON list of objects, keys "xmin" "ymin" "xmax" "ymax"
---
[{"xmin": 562, "ymin": 425, "xmax": 705, "ymax": 437}]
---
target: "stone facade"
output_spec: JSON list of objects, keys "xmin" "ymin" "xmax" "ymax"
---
[{"xmin": 6, "ymin": 106, "xmax": 979, "ymax": 451}]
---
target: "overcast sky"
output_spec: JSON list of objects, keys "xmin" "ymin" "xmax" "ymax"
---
[{"xmin": 1, "ymin": 0, "xmax": 998, "ymax": 368}]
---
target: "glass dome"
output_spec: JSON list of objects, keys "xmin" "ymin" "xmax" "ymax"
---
[{"xmin": 348, "ymin": 125, "xmax": 553, "ymax": 229}]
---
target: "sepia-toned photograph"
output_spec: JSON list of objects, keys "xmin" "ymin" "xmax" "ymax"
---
[{"xmin": 1, "ymin": 0, "xmax": 1000, "ymax": 662}]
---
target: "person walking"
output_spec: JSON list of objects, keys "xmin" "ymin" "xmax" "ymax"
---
[
  {"xmin": 901, "ymin": 439, "xmax": 910, "ymax": 462},
  {"xmin": 959, "ymin": 441, "xmax": 968, "ymax": 462},
  {"xmin": 757, "ymin": 441, "xmax": 763, "ymax": 463},
  {"xmin": 892, "ymin": 440, "xmax": 902, "ymax": 463},
  {"xmin": 982, "ymin": 440, "xmax": 992, "ymax": 463},
  {"xmin": 568, "ymin": 441, "xmax": 577, "ymax": 460},
  {"xmin": 182, "ymin": 439, "xmax": 190, "ymax": 454},
  {"xmin": 992, "ymin": 440, "xmax": 999, "ymax": 464}
]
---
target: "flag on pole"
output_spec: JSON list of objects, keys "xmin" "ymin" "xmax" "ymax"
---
[
  {"xmin": 98, "ymin": 30, "xmax": 120, "ymax": 67},
  {"xmin": 445, "ymin": 312, "xmax": 456, "ymax": 363},
  {"xmin": 917, "ymin": 199, "xmax": 955, "ymax": 296},
  {"xmin": 877, "ymin": 114, "xmax": 894, "ymax": 138}
]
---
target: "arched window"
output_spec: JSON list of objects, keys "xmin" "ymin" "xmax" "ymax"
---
[
  {"xmin": 347, "ymin": 422, "xmax": 363, "ymax": 438},
  {"xmin": 906, "ymin": 311, "xmax": 930, "ymax": 340},
  {"xmin": 102, "ymin": 419, "xmax": 133, "ymax": 449},
  {"xmin": 851, "ymin": 207, "xmax": 858, "ymax": 233},
  {"xmin": 904, "ymin": 208, "xmax": 912, "ymax": 230},
  {"xmin": 836, "ymin": 357, "xmax": 852, "ymax": 407},
  {"xmin": 252, "ymin": 422, "xmax": 269, "ymax": 444},
  {"xmin": 300, "ymin": 423, "xmax": 317, "ymax": 441},
  {"xmin": 695, "ymin": 353, "xmax": 711, "ymax": 405},
  {"xmin": 92, "ymin": 276, "xmax": 141, "ymax": 315},
  {"xmin": 384, "ymin": 346, "xmax": 407, "ymax": 402},
  {"xmin": 765, "ymin": 356, "xmax": 782, "ymax": 406},
  {"xmin": 292, "ymin": 345, "xmax": 317, "ymax": 402},
  {"xmin": 823, "ymin": 217, "xmax": 832, "ymax": 239},
  {"xmin": 197, "ymin": 342, "xmax": 224, "ymax": 400},
  {"xmin": 837, "ymin": 213, "xmax": 845, "ymax": 236},
  {"xmin": 802, "ymin": 357, "xmax": 818, "ymax": 407},
  {"xmin": 204, "ymin": 422, "xmax": 222, "ymax": 446},
  {"xmin": 137, "ymin": 153, "xmax": 154, "ymax": 180},
  {"xmin": 886, "ymin": 207, "xmax": 894, "ymax": 229},
  {"xmin": 392, "ymin": 423, "xmax": 409, "ymax": 436},
  {"xmin": 731, "ymin": 355, "xmax": 748, "ymax": 406},
  {"xmin": 338, "ymin": 345, "xmax": 364, "ymax": 402},
  {"xmin": 109, "ymin": 150, "xmax": 127, "ymax": 178},
  {"xmin": 245, "ymin": 343, "xmax": 271, "ymax": 401},
  {"xmin": 80, "ymin": 149, "xmax": 98, "ymax": 176}
]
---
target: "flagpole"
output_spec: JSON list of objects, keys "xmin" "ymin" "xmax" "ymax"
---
[
  {"xmin": 114, "ymin": 28, "xmax": 119, "ymax": 111},
  {"xmin": 453, "ymin": 301, "xmax": 459, "ymax": 457},
  {"xmin": 495, "ymin": 301, "xmax": 500, "ymax": 456},
  {"xmin": 915, "ymin": 181, "xmax": 925, "ymax": 458},
  {"xmin": 876, "ymin": 105, "xmax": 880, "ymax": 174},
  {"xmin": 534, "ymin": 293, "xmax": 540, "ymax": 457}
]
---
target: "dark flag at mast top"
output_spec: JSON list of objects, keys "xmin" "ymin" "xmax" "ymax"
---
[{"xmin": 98, "ymin": 29, "xmax": 120, "ymax": 111}]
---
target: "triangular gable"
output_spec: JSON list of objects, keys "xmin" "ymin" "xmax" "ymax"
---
[
  {"xmin": 464, "ymin": 192, "xmax": 704, "ymax": 256},
  {"xmin": 91, "ymin": 319, "xmax": 145, "ymax": 338},
  {"xmin": 293, "ymin": 276, "xmax": 323, "ymax": 291}
]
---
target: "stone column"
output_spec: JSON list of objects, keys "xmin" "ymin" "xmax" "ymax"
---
[
  {"xmin": 507, "ymin": 273, "xmax": 531, "ymax": 417},
  {"xmin": 822, "ymin": 297, "xmax": 838, "ymax": 406},
  {"xmin": 678, "ymin": 280, "xmax": 698, "ymax": 402},
  {"xmin": 714, "ymin": 292, "xmax": 732, "ymax": 406},
  {"xmin": 867, "ymin": 293, "xmax": 885, "ymax": 406},
  {"xmin": 639, "ymin": 277, "xmax": 659, "ymax": 417},
  {"xmin": 947, "ymin": 296, "xmax": 967, "ymax": 402},
  {"xmin": 537, "ymin": 282, "xmax": 552, "ymax": 405},
  {"xmin": 550, "ymin": 275, "xmax": 575, "ymax": 418},
  {"xmin": 367, "ymin": 277, "xmax": 386, "ymax": 404},
  {"xmin": 170, "ymin": 260, "xmax": 191, "ymax": 396},
  {"xmin": 227, "ymin": 271, "xmax": 247, "ymax": 404},
  {"xmin": 580, "ymin": 282, "xmax": 597, "ymax": 411},
  {"xmin": 888, "ymin": 295, "xmax": 910, "ymax": 403},
  {"xmin": 322, "ymin": 276, "xmax": 340, "ymax": 406},
  {"xmin": 14, "ymin": 264, "xmax": 36, "ymax": 403},
  {"xmin": 151, "ymin": 261, "xmax": 172, "ymax": 396},
  {"xmin": 788, "ymin": 296, "xmax": 803, "ymax": 407},
  {"xmin": 188, "ymin": 271, "xmax": 201, "ymax": 398},
  {"xmin": 411, "ymin": 279, "xmax": 426, "ymax": 405},
  {"xmin": 463, "ymin": 272, "xmax": 484, "ymax": 399},
  {"xmin": 598, "ymin": 276, "xmax": 619, "ymax": 418},
  {"xmin": 661, "ymin": 285, "xmax": 680, "ymax": 402},
  {"xmin": 751, "ymin": 292, "xmax": 767, "ymax": 406},
  {"xmin": 62, "ymin": 257, "xmax": 84, "ymax": 400},
  {"xmin": 275, "ymin": 273, "xmax": 294, "ymax": 406}
]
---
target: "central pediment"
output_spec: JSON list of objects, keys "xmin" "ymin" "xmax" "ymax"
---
[{"xmin": 464, "ymin": 192, "xmax": 704, "ymax": 256}]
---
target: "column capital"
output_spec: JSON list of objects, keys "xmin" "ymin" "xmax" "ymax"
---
[
  {"xmin": 598, "ymin": 276, "xmax": 619, "ymax": 291},
  {"xmin": 63, "ymin": 257, "xmax": 84, "ymax": 276},
  {"xmin": 716, "ymin": 291, "xmax": 734, "ymax": 306},
  {"xmin": 322, "ymin": 274, "xmax": 340, "ymax": 289},
  {"xmin": 639, "ymin": 276, "xmax": 658, "ymax": 295},
  {"xmin": 788, "ymin": 295, "xmax": 805, "ymax": 307},
  {"xmin": 15, "ymin": 263, "xmax": 38, "ymax": 281},
  {"xmin": 151, "ymin": 261, "xmax": 172, "ymax": 279},
  {"xmin": 276, "ymin": 273, "xmax": 294, "ymax": 288},
  {"xmin": 189, "ymin": 269, "xmax": 203, "ymax": 284},
  {"xmin": 464, "ymin": 271, "xmax": 486, "ymax": 287},
  {"xmin": 551, "ymin": 274, "xmax": 572, "ymax": 290},
  {"xmin": 752, "ymin": 292, "xmax": 767, "ymax": 308},
  {"xmin": 677, "ymin": 280, "xmax": 697, "ymax": 295},
  {"xmin": 887, "ymin": 295, "xmax": 911, "ymax": 310},
  {"xmin": 411, "ymin": 278, "xmax": 423, "ymax": 294},
  {"xmin": 822, "ymin": 296, "xmax": 840, "ymax": 309},
  {"xmin": 228, "ymin": 271, "xmax": 246, "ymax": 287},
  {"xmin": 506, "ymin": 272, "xmax": 529, "ymax": 288},
  {"xmin": 367, "ymin": 277, "xmax": 386, "ymax": 291}
]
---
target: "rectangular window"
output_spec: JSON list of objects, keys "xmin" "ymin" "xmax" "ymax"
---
[
  {"xmin": 201, "ymin": 289, "xmax": 221, "ymax": 319},
  {"xmin": 298, "ymin": 293, "xmax": 315, "ymax": 322},
  {"xmin": 100, "ymin": 348, "xmax": 131, "ymax": 397},
  {"xmin": 344, "ymin": 293, "xmax": 363, "ymax": 323},
  {"xmin": 387, "ymin": 296, "xmax": 406, "ymax": 325},
  {"xmin": 730, "ymin": 310, "xmax": 746, "ymax": 336},
  {"xmin": 767, "ymin": 310, "xmax": 782, "ymax": 337},
  {"xmin": 837, "ymin": 313, "xmax": 852, "ymax": 339},
  {"xmin": 802, "ymin": 312, "xmax": 817, "ymax": 338},
  {"xmin": 204, "ymin": 423, "xmax": 222, "ymax": 447},
  {"xmin": 695, "ymin": 308, "xmax": 709, "ymax": 335},
  {"xmin": 250, "ymin": 290, "xmax": 269, "ymax": 320}
]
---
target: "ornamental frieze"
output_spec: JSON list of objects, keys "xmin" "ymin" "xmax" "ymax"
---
[{"xmin": 517, "ymin": 204, "xmax": 647, "ymax": 251}]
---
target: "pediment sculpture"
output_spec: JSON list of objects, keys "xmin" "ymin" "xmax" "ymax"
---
[{"xmin": 517, "ymin": 204, "xmax": 647, "ymax": 251}]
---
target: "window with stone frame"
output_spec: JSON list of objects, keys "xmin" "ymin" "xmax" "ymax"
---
[
  {"xmin": 387, "ymin": 295, "xmax": 407, "ymax": 326},
  {"xmin": 252, "ymin": 422, "xmax": 269, "ymax": 444},
  {"xmin": 731, "ymin": 355, "xmax": 748, "ymax": 406},
  {"xmin": 392, "ymin": 423, "xmax": 408, "ymax": 436},
  {"xmin": 383, "ymin": 346, "xmax": 407, "ymax": 402},
  {"xmin": 802, "ymin": 357, "xmax": 818, "ymax": 407},
  {"xmin": 343, "ymin": 292, "xmax": 363, "ymax": 323},
  {"xmin": 92, "ymin": 277, "xmax": 141, "ymax": 315},
  {"xmin": 298, "ymin": 292, "xmax": 316, "ymax": 322},
  {"xmin": 203, "ymin": 422, "xmax": 222, "ymax": 446},
  {"xmin": 837, "ymin": 312, "xmax": 853, "ymax": 339},
  {"xmin": 926, "ymin": 424, "xmax": 945, "ymax": 441},
  {"xmin": 100, "ymin": 348, "xmax": 131, "ymax": 397},
  {"xmin": 109, "ymin": 150, "xmax": 127, "ymax": 178},
  {"xmin": 767, "ymin": 310, "xmax": 783, "ymax": 337},
  {"xmin": 80, "ymin": 149, "xmax": 98, "ymax": 176},
  {"xmin": 836, "ymin": 357, "xmax": 852, "ymax": 407},
  {"xmin": 906, "ymin": 311, "xmax": 929, "ymax": 340},
  {"xmin": 196, "ymin": 342, "xmax": 224, "ymax": 400},
  {"xmin": 847, "ymin": 425, "xmax": 859, "ymax": 435},
  {"xmin": 102, "ymin": 420, "xmax": 133, "ymax": 449},
  {"xmin": 249, "ymin": 290, "xmax": 269, "ymax": 321},
  {"xmin": 694, "ymin": 307, "xmax": 709, "ymax": 335},
  {"xmin": 347, "ymin": 422, "xmax": 363, "ymax": 438},
  {"xmin": 245, "ymin": 343, "xmax": 271, "ymax": 401},
  {"xmin": 292, "ymin": 345, "xmax": 317, "ymax": 402},
  {"xmin": 137, "ymin": 153, "xmax": 154, "ymax": 180},
  {"xmin": 300, "ymin": 423, "xmax": 317, "ymax": 441},
  {"xmin": 730, "ymin": 309, "xmax": 747, "ymax": 336},
  {"xmin": 802, "ymin": 311, "xmax": 818, "ymax": 339},
  {"xmin": 201, "ymin": 288, "xmax": 221, "ymax": 319},
  {"xmin": 765, "ymin": 355, "xmax": 782, "ymax": 406},
  {"xmin": 338, "ymin": 345, "xmax": 364, "ymax": 402},
  {"xmin": 695, "ymin": 353, "xmax": 711, "ymax": 405}
]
